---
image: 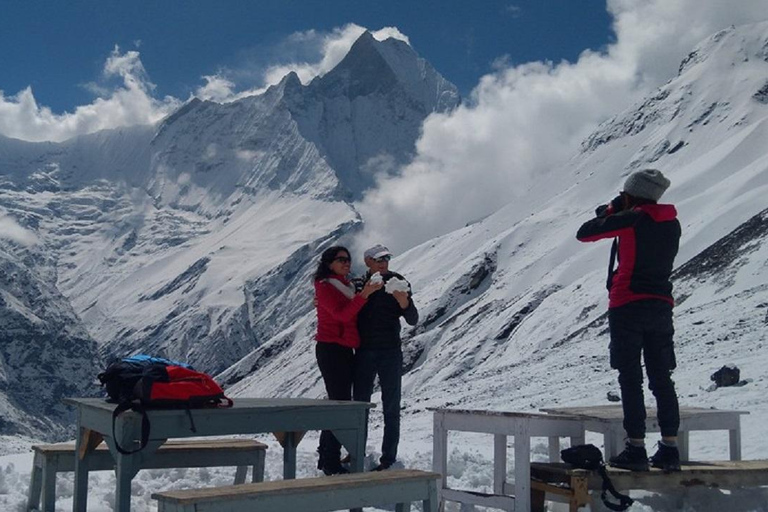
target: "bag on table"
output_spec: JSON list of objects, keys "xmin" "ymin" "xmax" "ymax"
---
[
  {"xmin": 561, "ymin": 444, "xmax": 634, "ymax": 512},
  {"xmin": 97, "ymin": 355, "xmax": 233, "ymax": 454}
]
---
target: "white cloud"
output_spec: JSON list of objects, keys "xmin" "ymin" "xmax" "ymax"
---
[
  {"xmin": 262, "ymin": 24, "xmax": 409, "ymax": 88},
  {"xmin": 0, "ymin": 46, "xmax": 180, "ymax": 143},
  {"xmin": 196, "ymin": 24, "xmax": 410, "ymax": 103},
  {"xmin": 0, "ymin": 214, "xmax": 38, "ymax": 246},
  {"xmin": 0, "ymin": 25, "xmax": 409, "ymax": 140},
  {"xmin": 195, "ymin": 75, "xmax": 238, "ymax": 102},
  {"xmin": 356, "ymin": 0, "xmax": 768, "ymax": 253}
]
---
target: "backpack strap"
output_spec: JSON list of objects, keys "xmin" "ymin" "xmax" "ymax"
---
[
  {"xmin": 597, "ymin": 464, "xmax": 634, "ymax": 511},
  {"xmin": 606, "ymin": 238, "xmax": 618, "ymax": 291},
  {"xmin": 112, "ymin": 401, "xmax": 150, "ymax": 455}
]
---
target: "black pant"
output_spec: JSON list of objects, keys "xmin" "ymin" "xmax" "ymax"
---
[
  {"xmin": 315, "ymin": 342, "xmax": 354, "ymax": 463},
  {"xmin": 609, "ymin": 300, "xmax": 679, "ymax": 439},
  {"xmin": 353, "ymin": 348, "xmax": 402, "ymax": 465}
]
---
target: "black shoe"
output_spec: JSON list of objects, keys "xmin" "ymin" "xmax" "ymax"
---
[
  {"xmin": 371, "ymin": 461, "xmax": 393, "ymax": 472},
  {"xmin": 650, "ymin": 442, "xmax": 681, "ymax": 472},
  {"xmin": 321, "ymin": 460, "xmax": 349, "ymax": 476},
  {"xmin": 340, "ymin": 454, "xmax": 351, "ymax": 464},
  {"xmin": 609, "ymin": 442, "xmax": 649, "ymax": 471}
]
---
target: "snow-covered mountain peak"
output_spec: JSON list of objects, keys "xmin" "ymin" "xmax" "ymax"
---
[
  {"xmin": 314, "ymin": 31, "xmax": 460, "ymax": 113},
  {"xmin": 583, "ymin": 21, "xmax": 768, "ymax": 155}
]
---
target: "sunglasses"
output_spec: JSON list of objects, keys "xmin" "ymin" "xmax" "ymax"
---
[
  {"xmin": 373, "ymin": 255, "xmax": 391, "ymax": 263},
  {"xmin": 333, "ymin": 256, "xmax": 351, "ymax": 263}
]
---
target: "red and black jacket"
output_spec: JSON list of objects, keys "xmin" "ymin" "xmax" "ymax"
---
[
  {"xmin": 314, "ymin": 276, "xmax": 367, "ymax": 349},
  {"xmin": 577, "ymin": 203, "xmax": 681, "ymax": 309}
]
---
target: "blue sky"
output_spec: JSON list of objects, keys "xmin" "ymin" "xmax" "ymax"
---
[
  {"xmin": 1, "ymin": 0, "xmax": 767, "ymax": 248},
  {"xmin": 0, "ymin": 0, "xmax": 612, "ymax": 113}
]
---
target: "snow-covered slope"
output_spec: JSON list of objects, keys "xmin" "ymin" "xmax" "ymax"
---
[
  {"xmin": 1, "ymin": 20, "xmax": 768, "ymax": 512},
  {"xmin": 0, "ymin": 32, "xmax": 458, "ymax": 437},
  {"xmin": 228, "ymin": 21, "xmax": 768, "ymax": 455}
]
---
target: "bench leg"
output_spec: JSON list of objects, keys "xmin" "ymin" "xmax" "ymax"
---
[
  {"xmin": 41, "ymin": 455, "xmax": 58, "ymax": 512},
  {"xmin": 234, "ymin": 465, "xmax": 247, "ymax": 484},
  {"xmin": 531, "ymin": 487, "xmax": 546, "ymax": 512},
  {"xmin": 395, "ymin": 503, "xmax": 409, "ymax": 512},
  {"xmin": 253, "ymin": 449, "xmax": 266, "ymax": 482},
  {"xmin": 27, "ymin": 452, "xmax": 43, "ymax": 512},
  {"xmin": 570, "ymin": 475, "xmax": 590, "ymax": 512},
  {"xmin": 424, "ymin": 481, "xmax": 439, "ymax": 512},
  {"xmin": 231, "ymin": 448, "xmax": 266, "ymax": 483}
]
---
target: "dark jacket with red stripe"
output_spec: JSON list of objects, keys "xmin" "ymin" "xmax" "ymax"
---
[{"xmin": 577, "ymin": 203, "xmax": 681, "ymax": 309}]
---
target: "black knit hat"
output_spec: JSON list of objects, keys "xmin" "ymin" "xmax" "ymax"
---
[{"xmin": 623, "ymin": 169, "xmax": 670, "ymax": 201}]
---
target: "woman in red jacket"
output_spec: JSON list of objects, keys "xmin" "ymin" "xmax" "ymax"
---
[{"xmin": 313, "ymin": 245, "xmax": 381, "ymax": 475}]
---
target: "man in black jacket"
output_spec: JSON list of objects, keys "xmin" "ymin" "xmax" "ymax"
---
[
  {"xmin": 353, "ymin": 244, "xmax": 418, "ymax": 471},
  {"xmin": 577, "ymin": 169, "xmax": 682, "ymax": 473}
]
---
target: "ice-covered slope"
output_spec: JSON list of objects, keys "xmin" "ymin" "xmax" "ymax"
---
[
  {"xmin": 227, "ymin": 22, "xmax": 768, "ymax": 456},
  {"xmin": 0, "ymin": 32, "xmax": 459, "ymax": 437}
]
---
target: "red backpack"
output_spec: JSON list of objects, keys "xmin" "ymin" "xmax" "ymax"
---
[{"xmin": 101, "ymin": 360, "xmax": 233, "ymax": 454}]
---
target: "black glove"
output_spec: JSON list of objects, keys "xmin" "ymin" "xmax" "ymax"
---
[{"xmin": 609, "ymin": 194, "xmax": 625, "ymax": 213}]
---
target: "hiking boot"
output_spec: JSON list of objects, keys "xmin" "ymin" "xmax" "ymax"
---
[
  {"xmin": 371, "ymin": 460, "xmax": 394, "ymax": 472},
  {"xmin": 321, "ymin": 460, "xmax": 350, "ymax": 476},
  {"xmin": 609, "ymin": 442, "xmax": 649, "ymax": 471},
  {"xmin": 649, "ymin": 442, "xmax": 681, "ymax": 472}
]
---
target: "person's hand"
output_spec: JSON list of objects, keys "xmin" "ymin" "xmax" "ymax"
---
[
  {"xmin": 609, "ymin": 194, "xmax": 625, "ymax": 214},
  {"xmin": 360, "ymin": 281, "xmax": 383, "ymax": 299},
  {"xmin": 392, "ymin": 290, "xmax": 409, "ymax": 309}
]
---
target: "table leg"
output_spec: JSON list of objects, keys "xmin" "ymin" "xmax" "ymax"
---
[
  {"xmin": 729, "ymin": 424, "xmax": 742, "ymax": 461},
  {"xmin": 112, "ymin": 440, "xmax": 164, "ymax": 512},
  {"xmin": 604, "ymin": 426, "xmax": 624, "ymax": 460},
  {"xmin": 494, "ymin": 434, "xmax": 507, "ymax": 495},
  {"xmin": 678, "ymin": 431, "xmax": 690, "ymax": 461},
  {"xmin": 514, "ymin": 422, "xmax": 531, "ymax": 512},
  {"xmin": 331, "ymin": 427, "xmax": 366, "ymax": 473},
  {"xmin": 73, "ymin": 427, "xmax": 94, "ymax": 512},
  {"xmin": 548, "ymin": 436, "xmax": 560, "ymax": 462},
  {"xmin": 433, "ymin": 412, "xmax": 448, "ymax": 512},
  {"xmin": 283, "ymin": 432, "xmax": 297, "ymax": 479},
  {"xmin": 570, "ymin": 429, "xmax": 586, "ymax": 448},
  {"xmin": 115, "ymin": 455, "xmax": 135, "ymax": 512}
]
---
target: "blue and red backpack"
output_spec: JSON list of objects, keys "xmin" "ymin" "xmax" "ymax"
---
[{"xmin": 97, "ymin": 354, "xmax": 233, "ymax": 453}]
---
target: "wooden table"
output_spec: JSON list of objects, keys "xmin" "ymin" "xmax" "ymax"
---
[
  {"xmin": 431, "ymin": 408, "xmax": 586, "ymax": 512},
  {"xmin": 64, "ymin": 397, "xmax": 372, "ymax": 512},
  {"xmin": 540, "ymin": 405, "xmax": 748, "ymax": 461}
]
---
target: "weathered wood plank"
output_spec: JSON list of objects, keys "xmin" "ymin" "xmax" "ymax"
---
[
  {"xmin": 540, "ymin": 405, "xmax": 748, "ymax": 422},
  {"xmin": 440, "ymin": 488, "xmax": 515, "ymax": 510},
  {"xmin": 153, "ymin": 469, "xmax": 441, "ymax": 512},
  {"xmin": 153, "ymin": 469, "xmax": 440, "ymax": 503},
  {"xmin": 35, "ymin": 438, "xmax": 267, "ymax": 454},
  {"xmin": 531, "ymin": 460, "xmax": 768, "ymax": 492}
]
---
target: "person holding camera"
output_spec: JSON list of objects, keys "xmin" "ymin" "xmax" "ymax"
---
[{"xmin": 576, "ymin": 169, "xmax": 682, "ymax": 472}]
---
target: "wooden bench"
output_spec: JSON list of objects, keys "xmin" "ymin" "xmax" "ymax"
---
[
  {"xmin": 530, "ymin": 460, "xmax": 768, "ymax": 512},
  {"xmin": 152, "ymin": 469, "xmax": 441, "ymax": 512},
  {"xmin": 27, "ymin": 439, "xmax": 267, "ymax": 512}
]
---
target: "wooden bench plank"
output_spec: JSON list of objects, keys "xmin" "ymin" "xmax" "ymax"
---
[
  {"xmin": 530, "ymin": 460, "xmax": 768, "ymax": 511},
  {"xmin": 152, "ymin": 469, "xmax": 441, "ymax": 512}
]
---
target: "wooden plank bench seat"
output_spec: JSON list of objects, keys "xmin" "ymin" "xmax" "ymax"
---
[
  {"xmin": 27, "ymin": 439, "xmax": 267, "ymax": 512},
  {"xmin": 530, "ymin": 460, "xmax": 768, "ymax": 512},
  {"xmin": 152, "ymin": 468, "xmax": 441, "ymax": 512}
]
